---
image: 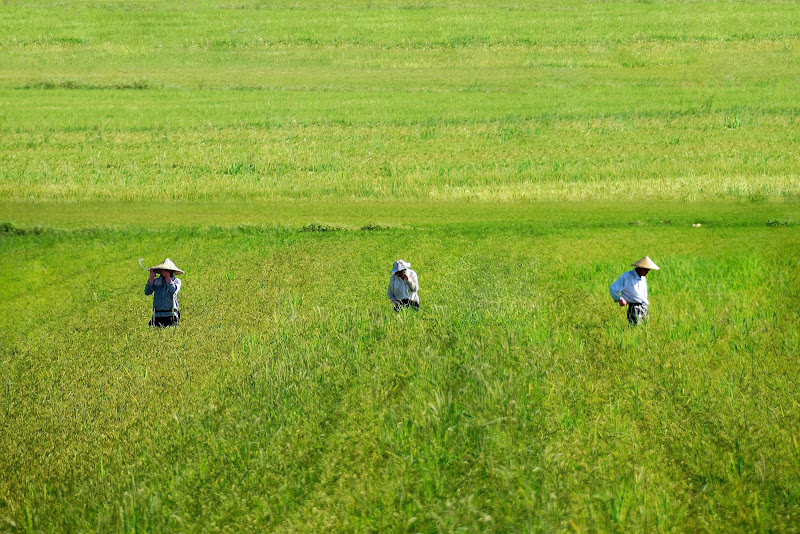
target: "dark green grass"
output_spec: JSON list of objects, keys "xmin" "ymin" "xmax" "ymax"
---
[
  {"xmin": 2, "ymin": 199, "xmax": 798, "ymax": 233},
  {"xmin": 1, "ymin": 206, "xmax": 799, "ymax": 531}
]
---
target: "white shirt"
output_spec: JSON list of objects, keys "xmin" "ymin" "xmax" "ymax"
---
[
  {"xmin": 387, "ymin": 269, "xmax": 419, "ymax": 303},
  {"xmin": 610, "ymin": 270, "xmax": 648, "ymax": 305}
]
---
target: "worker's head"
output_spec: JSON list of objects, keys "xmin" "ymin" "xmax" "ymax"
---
[
  {"xmin": 391, "ymin": 260, "xmax": 411, "ymax": 275},
  {"xmin": 150, "ymin": 258, "xmax": 184, "ymax": 276},
  {"xmin": 631, "ymin": 256, "xmax": 659, "ymax": 274}
]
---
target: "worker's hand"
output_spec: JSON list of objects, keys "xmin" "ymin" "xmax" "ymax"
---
[
  {"xmin": 619, "ymin": 298, "xmax": 627, "ymax": 307},
  {"xmin": 398, "ymin": 272, "xmax": 408, "ymax": 281},
  {"xmin": 149, "ymin": 268, "xmax": 156, "ymax": 281}
]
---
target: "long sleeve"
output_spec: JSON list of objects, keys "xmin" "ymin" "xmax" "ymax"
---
[
  {"xmin": 609, "ymin": 270, "xmax": 648, "ymax": 305},
  {"xmin": 148, "ymin": 276, "xmax": 182, "ymax": 315},
  {"xmin": 609, "ymin": 273, "xmax": 626, "ymax": 302},
  {"xmin": 405, "ymin": 271, "xmax": 419, "ymax": 293},
  {"xmin": 388, "ymin": 273, "xmax": 416, "ymax": 300},
  {"xmin": 388, "ymin": 270, "xmax": 420, "ymax": 303},
  {"xmin": 145, "ymin": 282, "xmax": 155, "ymax": 296},
  {"xmin": 166, "ymin": 278, "xmax": 181, "ymax": 295}
]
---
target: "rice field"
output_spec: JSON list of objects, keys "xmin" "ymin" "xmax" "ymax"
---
[{"xmin": 1, "ymin": 1, "xmax": 800, "ymax": 532}]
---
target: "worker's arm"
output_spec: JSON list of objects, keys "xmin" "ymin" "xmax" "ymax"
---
[
  {"xmin": 609, "ymin": 273, "xmax": 627, "ymax": 306},
  {"xmin": 145, "ymin": 268, "xmax": 157, "ymax": 295},
  {"xmin": 404, "ymin": 271, "xmax": 419, "ymax": 293},
  {"xmin": 165, "ymin": 277, "xmax": 181, "ymax": 295}
]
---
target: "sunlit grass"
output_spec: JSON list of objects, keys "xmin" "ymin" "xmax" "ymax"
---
[
  {"xmin": 2, "ymin": 0, "xmax": 800, "ymax": 530},
  {"xmin": 2, "ymin": 115, "xmax": 798, "ymax": 202},
  {"xmin": 1, "ymin": 216, "xmax": 799, "ymax": 531},
  {"xmin": 1, "ymin": 0, "xmax": 799, "ymax": 203}
]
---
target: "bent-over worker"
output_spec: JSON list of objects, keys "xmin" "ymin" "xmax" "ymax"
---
[{"xmin": 388, "ymin": 259, "xmax": 420, "ymax": 312}]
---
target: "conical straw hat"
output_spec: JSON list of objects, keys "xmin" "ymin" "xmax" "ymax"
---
[
  {"xmin": 631, "ymin": 256, "xmax": 660, "ymax": 270},
  {"xmin": 151, "ymin": 258, "xmax": 184, "ymax": 275}
]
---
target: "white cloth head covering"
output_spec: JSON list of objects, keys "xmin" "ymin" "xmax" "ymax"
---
[
  {"xmin": 151, "ymin": 258, "xmax": 185, "ymax": 275},
  {"xmin": 391, "ymin": 260, "xmax": 411, "ymax": 274},
  {"xmin": 632, "ymin": 256, "xmax": 660, "ymax": 270}
]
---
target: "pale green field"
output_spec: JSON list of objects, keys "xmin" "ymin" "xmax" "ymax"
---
[
  {"xmin": 2, "ymin": 1, "xmax": 800, "ymax": 532},
  {"xmin": 1, "ymin": 0, "xmax": 799, "ymax": 202}
]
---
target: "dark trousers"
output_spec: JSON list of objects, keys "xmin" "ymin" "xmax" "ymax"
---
[
  {"xmin": 149, "ymin": 311, "xmax": 180, "ymax": 327},
  {"xmin": 627, "ymin": 303, "xmax": 649, "ymax": 325},
  {"xmin": 394, "ymin": 299, "xmax": 420, "ymax": 312}
]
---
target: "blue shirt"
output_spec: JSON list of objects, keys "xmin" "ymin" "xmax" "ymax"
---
[
  {"xmin": 610, "ymin": 270, "xmax": 649, "ymax": 305},
  {"xmin": 145, "ymin": 276, "xmax": 181, "ymax": 317}
]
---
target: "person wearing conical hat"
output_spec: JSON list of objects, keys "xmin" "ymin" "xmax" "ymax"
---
[
  {"xmin": 387, "ymin": 259, "xmax": 420, "ymax": 312},
  {"xmin": 610, "ymin": 256, "xmax": 660, "ymax": 325},
  {"xmin": 145, "ymin": 258, "xmax": 183, "ymax": 327}
]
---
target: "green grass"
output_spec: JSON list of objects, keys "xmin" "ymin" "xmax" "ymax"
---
[
  {"xmin": 1, "ymin": 0, "xmax": 799, "ymax": 202},
  {"xmin": 1, "ymin": 208, "xmax": 799, "ymax": 531},
  {"xmin": 3, "ymin": 114, "xmax": 799, "ymax": 202},
  {"xmin": 2, "ymin": 0, "xmax": 800, "ymax": 531}
]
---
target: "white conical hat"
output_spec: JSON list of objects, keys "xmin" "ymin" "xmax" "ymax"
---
[
  {"xmin": 151, "ymin": 258, "xmax": 184, "ymax": 275},
  {"xmin": 632, "ymin": 256, "xmax": 660, "ymax": 270}
]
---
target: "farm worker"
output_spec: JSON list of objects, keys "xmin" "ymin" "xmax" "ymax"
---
[
  {"xmin": 388, "ymin": 259, "xmax": 420, "ymax": 312},
  {"xmin": 145, "ymin": 258, "xmax": 183, "ymax": 327},
  {"xmin": 610, "ymin": 256, "xmax": 660, "ymax": 325}
]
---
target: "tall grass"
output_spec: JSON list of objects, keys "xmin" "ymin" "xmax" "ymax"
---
[
  {"xmin": 2, "ymin": 0, "xmax": 800, "ymax": 530},
  {"xmin": 1, "ymin": 212, "xmax": 799, "ymax": 531}
]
